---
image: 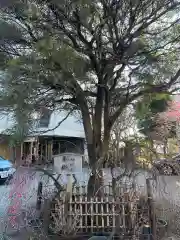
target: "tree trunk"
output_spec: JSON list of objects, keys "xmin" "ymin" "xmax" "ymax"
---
[
  {"xmin": 86, "ymin": 134, "xmax": 111, "ymax": 198},
  {"xmin": 122, "ymin": 141, "xmax": 136, "ymax": 172},
  {"xmin": 87, "ymin": 168, "xmax": 104, "ymax": 198},
  {"xmin": 79, "ymin": 94, "xmax": 111, "ymax": 198}
]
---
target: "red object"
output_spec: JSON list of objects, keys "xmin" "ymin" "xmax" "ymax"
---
[
  {"xmin": 7, "ymin": 171, "xmax": 33, "ymax": 228},
  {"xmin": 163, "ymin": 101, "xmax": 180, "ymax": 120}
]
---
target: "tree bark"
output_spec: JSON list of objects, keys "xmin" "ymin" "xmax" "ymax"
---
[
  {"xmin": 78, "ymin": 89, "xmax": 111, "ymax": 198},
  {"xmin": 86, "ymin": 126, "xmax": 111, "ymax": 198}
]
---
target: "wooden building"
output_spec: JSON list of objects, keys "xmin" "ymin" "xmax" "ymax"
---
[{"xmin": 0, "ymin": 110, "xmax": 85, "ymax": 165}]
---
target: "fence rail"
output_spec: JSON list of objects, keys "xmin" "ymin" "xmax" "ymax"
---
[{"xmin": 49, "ymin": 183, "xmax": 150, "ymax": 238}]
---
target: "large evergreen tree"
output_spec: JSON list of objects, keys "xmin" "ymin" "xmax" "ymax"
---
[{"xmin": 0, "ymin": 0, "xmax": 180, "ymax": 195}]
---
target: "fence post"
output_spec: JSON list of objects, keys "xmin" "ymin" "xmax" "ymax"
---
[
  {"xmin": 146, "ymin": 178, "xmax": 156, "ymax": 240},
  {"xmin": 66, "ymin": 174, "xmax": 73, "ymax": 198},
  {"xmin": 42, "ymin": 198, "xmax": 51, "ymax": 234},
  {"xmin": 36, "ymin": 181, "xmax": 43, "ymax": 210},
  {"xmin": 64, "ymin": 174, "xmax": 73, "ymax": 226}
]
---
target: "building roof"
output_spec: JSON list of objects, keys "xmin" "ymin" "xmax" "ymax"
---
[{"xmin": 0, "ymin": 111, "xmax": 85, "ymax": 138}]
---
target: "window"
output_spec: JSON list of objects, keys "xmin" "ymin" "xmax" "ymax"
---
[
  {"xmin": 60, "ymin": 138, "xmax": 84, "ymax": 154},
  {"xmin": 39, "ymin": 109, "xmax": 52, "ymax": 128}
]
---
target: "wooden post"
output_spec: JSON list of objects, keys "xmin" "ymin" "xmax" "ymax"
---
[
  {"xmin": 20, "ymin": 143, "xmax": 23, "ymax": 162},
  {"xmin": 58, "ymin": 142, "xmax": 61, "ymax": 154},
  {"xmin": 45, "ymin": 140, "xmax": 48, "ymax": 163},
  {"xmin": 66, "ymin": 174, "xmax": 73, "ymax": 200},
  {"xmin": 64, "ymin": 174, "xmax": 73, "ymax": 226},
  {"xmin": 42, "ymin": 198, "xmax": 51, "ymax": 234},
  {"xmin": 30, "ymin": 141, "xmax": 33, "ymax": 164},
  {"xmin": 11, "ymin": 146, "xmax": 16, "ymax": 164},
  {"xmin": 36, "ymin": 140, "xmax": 39, "ymax": 164},
  {"xmin": 48, "ymin": 140, "xmax": 53, "ymax": 162},
  {"xmin": 40, "ymin": 143, "xmax": 43, "ymax": 164},
  {"xmin": 51, "ymin": 140, "xmax": 53, "ymax": 161},
  {"xmin": 146, "ymin": 178, "xmax": 156, "ymax": 240},
  {"xmin": 36, "ymin": 181, "xmax": 43, "ymax": 210},
  {"xmin": 17, "ymin": 143, "xmax": 23, "ymax": 166}
]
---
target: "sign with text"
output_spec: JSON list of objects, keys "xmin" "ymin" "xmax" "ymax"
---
[{"xmin": 54, "ymin": 153, "xmax": 83, "ymax": 173}]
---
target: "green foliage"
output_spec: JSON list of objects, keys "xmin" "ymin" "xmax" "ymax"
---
[
  {"xmin": 150, "ymin": 98, "xmax": 169, "ymax": 114},
  {"xmin": 0, "ymin": 0, "xmax": 179, "ymax": 151},
  {"xmin": 135, "ymin": 93, "xmax": 172, "ymax": 136},
  {"xmin": 0, "ymin": 20, "xmax": 24, "ymax": 43}
]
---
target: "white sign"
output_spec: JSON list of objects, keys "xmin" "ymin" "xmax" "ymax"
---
[
  {"xmin": 54, "ymin": 153, "xmax": 83, "ymax": 173},
  {"xmin": 24, "ymin": 137, "xmax": 37, "ymax": 142},
  {"xmin": 61, "ymin": 155, "xmax": 75, "ymax": 172}
]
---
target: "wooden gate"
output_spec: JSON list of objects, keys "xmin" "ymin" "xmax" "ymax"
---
[{"xmin": 49, "ymin": 183, "xmax": 150, "ymax": 238}]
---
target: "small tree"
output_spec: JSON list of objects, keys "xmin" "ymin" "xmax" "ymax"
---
[{"xmin": 135, "ymin": 93, "xmax": 177, "ymax": 155}]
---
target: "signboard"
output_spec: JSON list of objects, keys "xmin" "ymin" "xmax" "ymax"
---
[
  {"xmin": 61, "ymin": 155, "xmax": 75, "ymax": 172},
  {"xmin": 54, "ymin": 153, "xmax": 83, "ymax": 173},
  {"xmin": 24, "ymin": 137, "xmax": 37, "ymax": 142}
]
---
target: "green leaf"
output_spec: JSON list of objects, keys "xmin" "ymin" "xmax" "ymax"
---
[
  {"xmin": 0, "ymin": 20, "xmax": 24, "ymax": 43},
  {"xmin": 135, "ymin": 93, "xmax": 172, "ymax": 136}
]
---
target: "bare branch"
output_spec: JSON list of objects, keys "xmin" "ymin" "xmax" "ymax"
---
[{"xmin": 32, "ymin": 109, "xmax": 74, "ymax": 134}]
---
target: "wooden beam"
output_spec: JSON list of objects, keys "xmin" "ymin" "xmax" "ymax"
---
[
  {"xmin": 49, "ymin": 140, "xmax": 53, "ymax": 161},
  {"xmin": 58, "ymin": 142, "xmax": 61, "ymax": 154},
  {"xmin": 45, "ymin": 140, "xmax": 48, "ymax": 163}
]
